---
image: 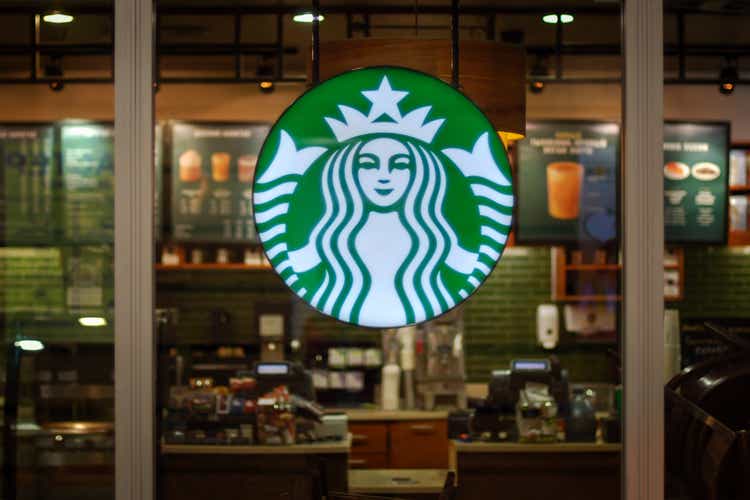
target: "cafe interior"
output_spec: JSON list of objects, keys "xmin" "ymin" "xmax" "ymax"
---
[{"xmin": 1, "ymin": 1, "xmax": 750, "ymax": 499}]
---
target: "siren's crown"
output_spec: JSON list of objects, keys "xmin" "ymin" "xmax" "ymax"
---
[{"xmin": 324, "ymin": 76, "xmax": 445, "ymax": 143}]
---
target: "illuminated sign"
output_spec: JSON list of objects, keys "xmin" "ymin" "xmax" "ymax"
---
[{"xmin": 254, "ymin": 67, "xmax": 513, "ymax": 328}]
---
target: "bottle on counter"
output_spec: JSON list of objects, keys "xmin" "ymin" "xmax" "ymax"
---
[
  {"xmin": 381, "ymin": 349, "xmax": 401, "ymax": 411},
  {"xmin": 566, "ymin": 388, "xmax": 597, "ymax": 442}
]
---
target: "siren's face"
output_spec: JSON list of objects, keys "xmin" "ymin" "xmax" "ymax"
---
[{"xmin": 355, "ymin": 138, "xmax": 413, "ymax": 208}]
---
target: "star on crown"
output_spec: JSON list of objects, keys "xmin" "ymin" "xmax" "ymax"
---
[{"xmin": 324, "ymin": 76, "xmax": 445, "ymax": 143}]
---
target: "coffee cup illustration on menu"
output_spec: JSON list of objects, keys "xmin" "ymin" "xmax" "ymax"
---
[
  {"xmin": 546, "ymin": 161, "xmax": 583, "ymax": 220},
  {"xmin": 179, "ymin": 149, "xmax": 203, "ymax": 182},
  {"xmin": 211, "ymin": 152, "xmax": 231, "ymax": 182},
  {"xmin": 237, "ymin": 154, "xmax": 257, "ymax": 183}
]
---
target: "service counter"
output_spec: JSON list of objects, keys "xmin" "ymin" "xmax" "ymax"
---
[
  {"xmin": 159, "ymin": 437, "xmax": 350, "ymax": 500},
  {"xmin": 450, "ymin": 440, "xmax": 621, "ymax": 500}
]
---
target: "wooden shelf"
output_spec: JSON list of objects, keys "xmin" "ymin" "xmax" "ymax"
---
[
  {"xmin": 565, "ymin": 264, "xmax": 621, "ymax": 271},
  {"xmin": 729, "ymin": 230, "xmax": 750, "ymax": 246},
  {"xmin": 155, "ymin": 263, "xmax": 271, "ymax": 271},
  {"xmin": 556, "ymin": 295, "xmax": 622, "ymax": 302}
]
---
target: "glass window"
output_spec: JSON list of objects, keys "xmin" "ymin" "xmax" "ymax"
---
[
  {"xmin": 152, "ymin": 2, "xmax": 627, "ymax": 499},
  {"xmin": 663, "ymin": 3, "xmax": 750, "ymax": 499},
  {"xmin": 0, "ymin": 3, "xmax": 115, "ymax": 500}
]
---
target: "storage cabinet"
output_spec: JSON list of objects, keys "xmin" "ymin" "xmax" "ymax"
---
[
  {"xmin": 389, "ymin": 420, "xmax": 449, "ymax": 469},
  {"xmin": 349, "ymin": 420, "xmax": 449, "ymax": 469}
]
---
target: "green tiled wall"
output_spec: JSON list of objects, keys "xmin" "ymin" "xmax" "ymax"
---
[
  {"xmin": 673, "ymin": 246, "xmax": 750, "ymax": 320},
  {"xmin": 463, "ymin": 247, "xmax": 615, "ymax": 384},
  {"xmin": 154, "ymin": 246, "xmax": 616, "ymax": 383},
  {"xmin": 154, "ymin": 245, "xmax": 750, "ymax": 385}
]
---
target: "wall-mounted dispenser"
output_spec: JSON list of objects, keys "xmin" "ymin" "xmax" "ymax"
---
[{"xmin": 536, "ymin": 304, "xmax": 560, "ymax": 350}]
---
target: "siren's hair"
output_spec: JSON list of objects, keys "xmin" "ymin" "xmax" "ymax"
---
[{"xmin": 309, "ymin": 138, "xmax": 458, "ymax": 324}]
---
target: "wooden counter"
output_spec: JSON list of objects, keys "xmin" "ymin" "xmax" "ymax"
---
[
  {"xmin": 328, "ymin": 408, "xmax": 449, "ymax": 421},
  {"xmin": 452, "ymin": 441, "xmax": 621, "ymax": 453},
  {"xmin": 159, "ymin": 438, "xmax": 350, "ymax": 500},
  {"xmin": 450, "ymin": 440, "xmax": 621, "ymax": 500},
  {"xmin": 161, "ymin": 436, "xmax": 350, "ymax": 455}
]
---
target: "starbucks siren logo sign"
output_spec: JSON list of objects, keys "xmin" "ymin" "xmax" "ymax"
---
[{"xmin": 254, "ymin": 67, "xmax": 514, "ymax": 328}]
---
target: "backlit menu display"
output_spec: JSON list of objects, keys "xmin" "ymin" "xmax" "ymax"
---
[
  {"xmin": 663, "ymin": 122, "xmax": 729, "ymax": 244},
  {"xmin": 171, "ymin": 122, "xmax": 270, "ymax": 242}
]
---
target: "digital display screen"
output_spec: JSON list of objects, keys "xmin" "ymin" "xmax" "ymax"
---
[
  {"xmin": 256, "ymin": 363, "xmax": 289, "ymax": 375},
  {"xmin": 512, "ymin": 360, "xmax": 550, "ymax": 372}
]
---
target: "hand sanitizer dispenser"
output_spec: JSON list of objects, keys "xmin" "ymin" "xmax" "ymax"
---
[{"xmin": 536, "ymin": 304, "xmax": 559, "ymax": 350}]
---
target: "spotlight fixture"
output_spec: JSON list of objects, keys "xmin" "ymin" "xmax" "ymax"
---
[
  {"xmin": 43, "ymin": 11, "xmax": 74, "ymax": 24},
  {"xmin": 542, "ymin": 13, "xmax": 574, "ymax": 24},
  {"xmin": 259, "ymin": 81, "xmax": 275, "ymax": 94},
  {"xmin": 293, "ymin": 12, "xmax": 324, "ymax": 23},
  {"xmin": 49, "ymin": 79, "xmax": 64, "ymax": 92},
  {"xmin": 719, "ymin": 58, "xmax": 738, "ymax": 95},
  {"xmin": 529, "ymin": 56, "xmax": 549, "ymax": 94}
]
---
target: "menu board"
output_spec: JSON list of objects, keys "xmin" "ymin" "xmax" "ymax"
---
[
  {"xmin": 0, "ymin": 124, "xmax": 57, "ymax": 243},
  {"xmin": 65, "ymin": 244, "xmax": 113, "ymax": 311},
  {"xmin": 663, "ymin": 122, "xmax": 729, "ymax": 244},
  {"xmin": 681, "ymin": 319, "xmax": 750, "ymax": 368},
  {"xmin": 516, "ymin": 121, "xmax": 620, "ymax": 245},
  {"xmin": 0, "ymin": 247, "xmax": 65, "ymax": 314},
  {"xmin": 61, "ymin": 122, "xmax": 115, "ymax": 242},
  {"xmin": 171, "ymin": 122, "xmax": 270, "ymax": 242}
]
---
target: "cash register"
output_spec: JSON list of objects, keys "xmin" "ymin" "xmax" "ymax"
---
[
  {"xmin": 487, "ymin": 358, "xmax": 570, "ymax": 416},
  {"xmin": 252, "ymin": 361, "xmax": 316, "ymax": 400},
  {"xmin": 458, "ymin": 358, "xmax": 570, "ymax": 441}
]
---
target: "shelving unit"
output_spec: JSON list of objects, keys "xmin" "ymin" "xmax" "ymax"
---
[
  {"xmin": 156, "ymin": 241, "xmax": 270, "ymax": 271},
  {"xmin": 155, "ymin": 263, "xmax": 271, "ymax": 271},
  {"xmin": 729, "ymin": 145, "xmax": 750, "ymax": 245},
  {"xmin": 551, "ymin": 246, "xmax": 684, "ymax": 302}
]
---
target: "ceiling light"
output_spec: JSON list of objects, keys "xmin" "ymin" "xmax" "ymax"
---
[
  {"xmin": 259, "ymin": 81, "xmax": 275, "ymax": 93},
  {"xmin": 79, "ymin": 316, "xmax": 108, "ymax": 327},
  {"xmin": 542, "ymin": 13, "xmax": 574, "ymax": 24},
  {"xmin": 530, "ymin": 80, "xmax": 545, "ymax": 94},
  {"xmin": 43, "ymin": 12, "xmax": 74, "ymax": 24},
  {"xmin": 293, "ymin": 13, "xmax": 324, "ymax": 23},
  {"xmin": 529, "ymin": 56, "xmax": 549, "ymax": 94},
  {"xmin": 14, "ymin": 339, "xmax": 45, "ymax": 352},
  {"xmin": 719, "ymin": 59, "xmax": 738, "ymax": 95}
]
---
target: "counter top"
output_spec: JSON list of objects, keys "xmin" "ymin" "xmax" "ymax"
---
[
  {"xmin": 161, "ymin": 435, "xmax": 350, "ymax": 455},
  {"xmin": 349, "ymin": 469, "xmax": 450, "ymax": 494},
  {"xmin": 327, "ymin": 408, "xmax": 449, "ymax": 421},
  {"xmin": 451, "ymin": 441, "xmax": 621, "ymax": 453}
]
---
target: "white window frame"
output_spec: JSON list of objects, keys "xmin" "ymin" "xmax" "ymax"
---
[
  {"xmin": 114, "ymin": 0, "xmax": 155, "ymax": 499},
  {"xmin": 113, "ymin": 1, "xmax": 665, "ymax": 499}
]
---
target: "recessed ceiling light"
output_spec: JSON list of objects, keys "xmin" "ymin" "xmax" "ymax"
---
[
  {"xmin": 14, "ymin": 339, "xmax": 45, "ymax": 352},
  {"xmin": 293, "ymin": 13, "xmax": 324, "ymax": 23},
  {"xmin": 43, "ymin": 12, "xmax": 74, "ymax": 24},
  {"xmin": 79, "ymin": 316, "xmax": 108, "ymax": 327},
  {"xmin": 542, "ymin": 13, "xmax": 574, "ymax": 24}
]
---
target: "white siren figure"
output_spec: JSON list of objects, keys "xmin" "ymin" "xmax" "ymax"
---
[{"xmin": 254, "ymin": 75, "xmax": 513, "ymax": 328}]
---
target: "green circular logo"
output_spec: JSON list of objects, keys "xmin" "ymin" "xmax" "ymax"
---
[{"xmin": 254, "ymin": 66, "xmax": 513, "ymax": 328}]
